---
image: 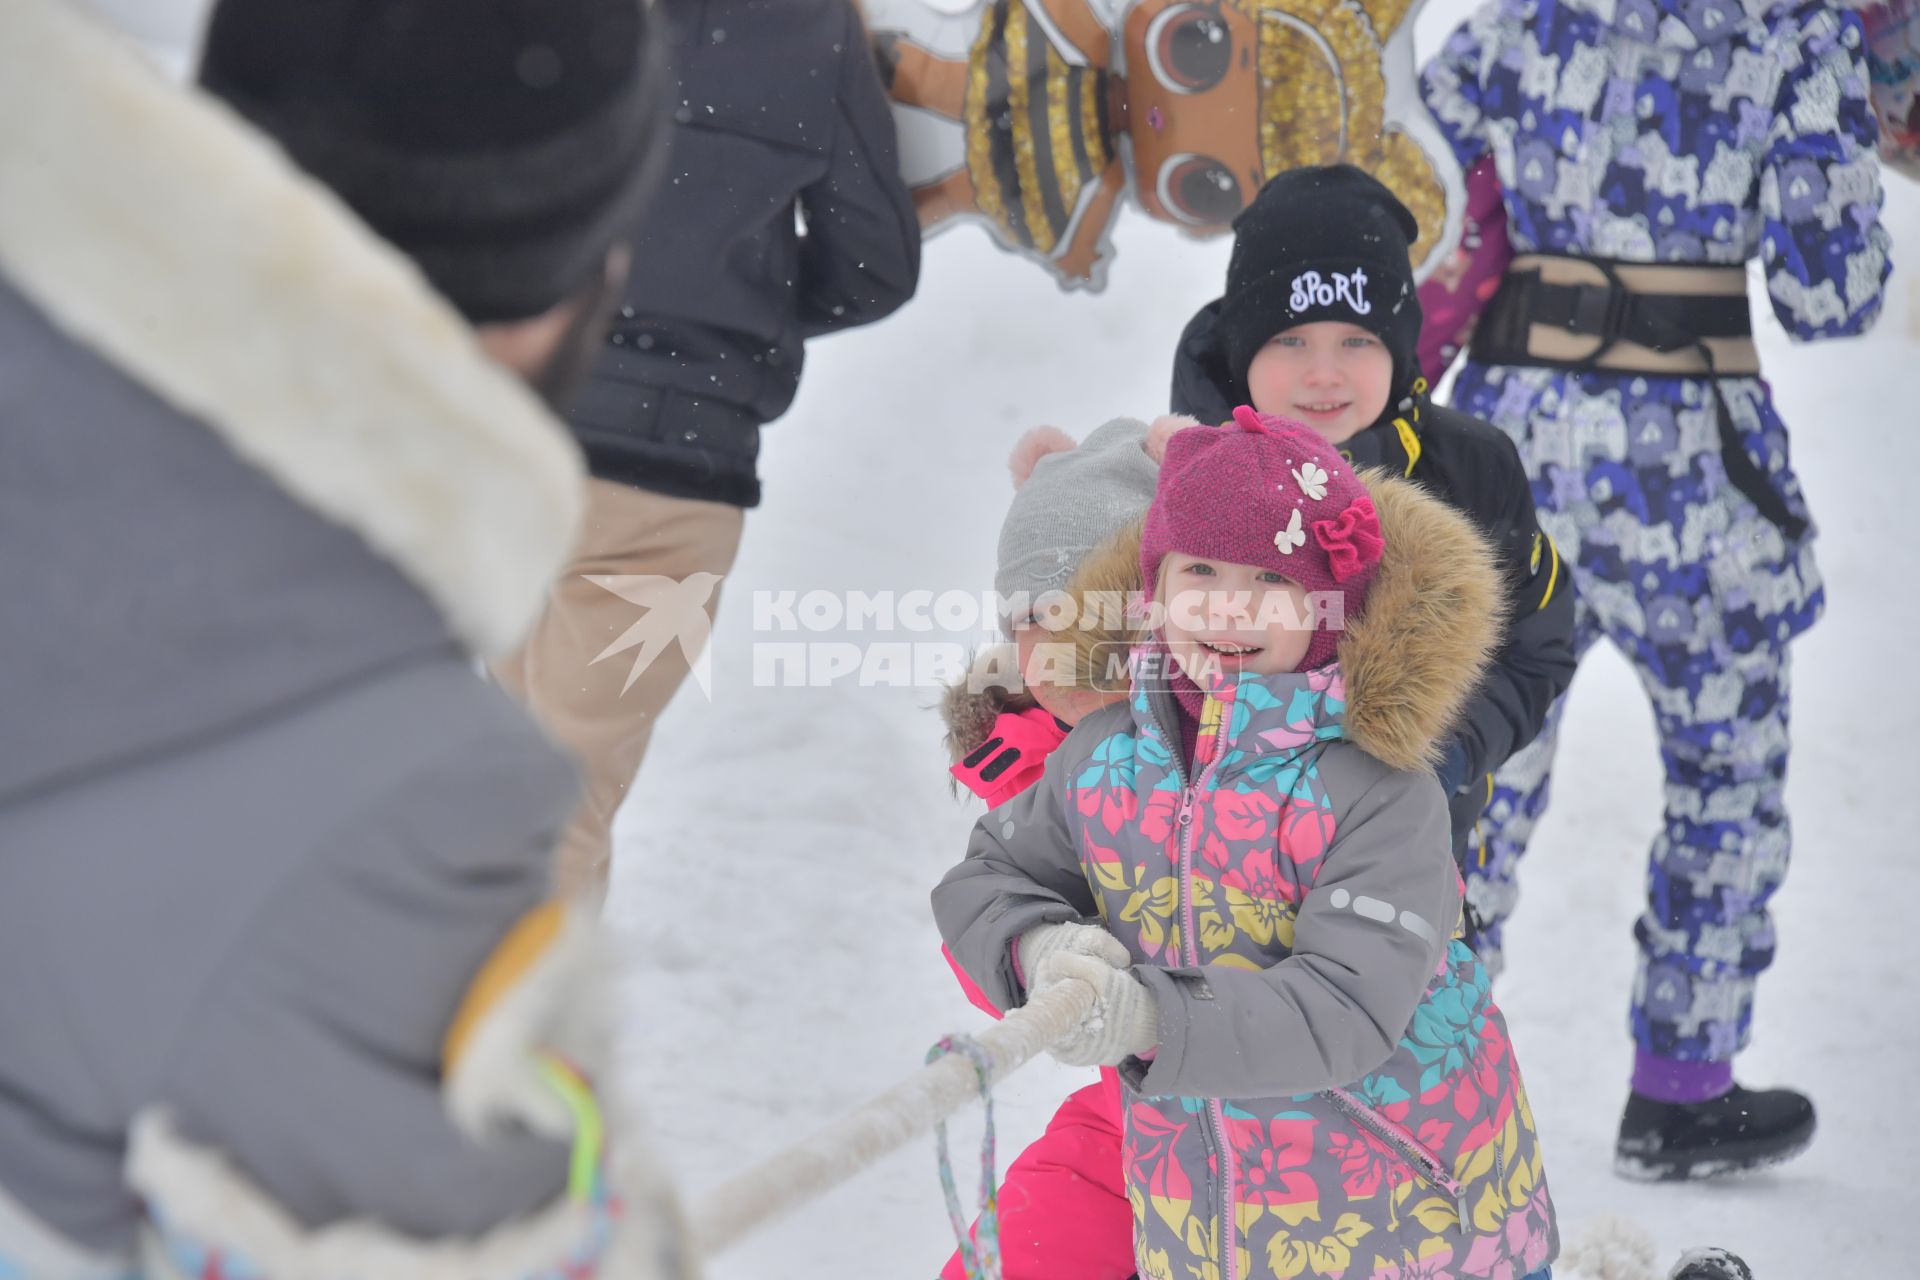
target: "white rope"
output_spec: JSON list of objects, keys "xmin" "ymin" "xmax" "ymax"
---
[
  {"xmin": 689, "ymin": 983, "xmax": 1710, "ymax": 1280},
  {"xmin": 688, "ymin": 978, "xmax": 1096, "ymax": 1257}
]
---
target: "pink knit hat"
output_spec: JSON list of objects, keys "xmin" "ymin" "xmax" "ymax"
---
[{"xmin": 1140, "ymin": 405, "xmax": 1385, "ymax": 671}]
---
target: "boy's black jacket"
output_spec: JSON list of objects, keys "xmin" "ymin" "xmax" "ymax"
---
[{"xmin": 1173, "ymin": 299, "xmax": 1577, "ymax": 852}]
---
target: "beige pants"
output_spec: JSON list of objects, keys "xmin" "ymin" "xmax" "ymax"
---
[{"xmin": 494, "ymin": 479, "xmax": 743, "ymax": 900}]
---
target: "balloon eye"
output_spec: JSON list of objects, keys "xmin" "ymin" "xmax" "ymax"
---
[
  {"xmin": 1157, "ymin": 154, "xmax": 1243, "ymax": 227},
  {"xmin": 1146, "ymin": 5, "xmax": 1233, "ymax": 94}
]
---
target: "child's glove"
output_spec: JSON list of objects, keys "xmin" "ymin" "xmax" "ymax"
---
[
  {"xmin": 952, "ymin": 707, "xmax": 1069, "ymax": 806},
  {"xmin": 1016, "ymin": 921, "xmax": 1131, "ymax": 993},
  {"xmin": 1033, "ymin": 951, "xmax": 1160, "ymax": 1068}
]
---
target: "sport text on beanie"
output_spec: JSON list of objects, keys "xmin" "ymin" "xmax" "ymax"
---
[{"xmin": 1214, "ymin": 164, "xmax": 1425, "ymax": 407}]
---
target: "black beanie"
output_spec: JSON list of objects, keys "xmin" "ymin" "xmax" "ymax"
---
[
  {"xmin": 198, "ymin": 0, "xmax": 670, "ymax": 324},
  {"xmin": 1214, "ymin": 165, "xmax": 1425, "ymax": 408}
]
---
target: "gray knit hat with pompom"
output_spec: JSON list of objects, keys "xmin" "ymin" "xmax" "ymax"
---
[{"xmin": 993, "ymin": 417, "xmax": 1173, "ymax": 630}]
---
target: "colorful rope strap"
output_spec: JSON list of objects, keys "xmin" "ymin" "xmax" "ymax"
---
[
  {"xmin": 535, "ymin": 1050, "xmax": 605, "ymax": 1204},
  {"xmin": 925, "ymin": 1034, "xmax": 1001, "ymax": 1280}
]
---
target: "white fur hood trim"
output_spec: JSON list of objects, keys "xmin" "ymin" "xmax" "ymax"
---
[
  {"xmin": 124, "ymin": 909, "xmax": 696, "ymax": 1277},
  {"xmin": 0, "ymin": 1179, "xmax": 129, "ymax": 1280},
  {"xmin": 0, "ymin": 0, "xmax": 583, "ymax": 656},
  {"xmin": 127, "ymin": 1110, "xmax": 697, "ymax": 1279}
]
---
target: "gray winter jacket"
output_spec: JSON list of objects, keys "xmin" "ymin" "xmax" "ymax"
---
[
  {"xmin": 0, "ymin": 2, "xmax": 606, "ymax": 1262},
  {"xmin": 933, "ymin": 473, "xmax": 1559, "ymax": 1280}
]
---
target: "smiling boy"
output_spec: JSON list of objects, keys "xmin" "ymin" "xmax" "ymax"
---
[{"xmin": 1171, "ymin": 164, "xmax": 1575, "ymax": 887}]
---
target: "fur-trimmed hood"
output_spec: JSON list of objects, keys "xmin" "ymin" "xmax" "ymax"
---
[
  {"xmin": 939, "ymin": 648, "xmax": 1039, "ymax": 766},
  {"xmin": 0, "ymin": 0, "xmax": 583, "ymax": 801},
  {"xmin": 1338, "ymin": 469, "xmax": 1503, "ymax": 772},
  {"xmin": 941, "ymin": 476, "xmax": 1500, "ymax": 775}
]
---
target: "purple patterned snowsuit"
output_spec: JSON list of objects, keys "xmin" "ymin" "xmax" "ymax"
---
[{"xmin": 1420, "ymin": 0, "xmax": 1892, "ymax": 1061}]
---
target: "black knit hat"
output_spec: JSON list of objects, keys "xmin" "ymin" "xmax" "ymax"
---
[
  {"xmin": 1214, "ymin": 165, "xmax": 1425, "ymax": 407},
  {"xmin": 198, "ymin": 0, "xmax": 670, "ymax": 324}
]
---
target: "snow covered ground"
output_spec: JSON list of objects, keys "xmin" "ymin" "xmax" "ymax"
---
[
  {"xmin": 606, "ymin": 116, "xmax": 1920, "ymax": 1280},
  {"xmin": 92, "ymin": 1, "xmax": 1920, "ymax": 1272}
]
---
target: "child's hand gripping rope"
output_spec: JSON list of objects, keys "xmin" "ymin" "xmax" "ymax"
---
[
  {"xmin": 1028, "ymin": 951, "xmax": 1160, "ymax": 1069},
  {"xmin": 1015, "ymin": 920, "xmax": 1131, "ymax": 979}
]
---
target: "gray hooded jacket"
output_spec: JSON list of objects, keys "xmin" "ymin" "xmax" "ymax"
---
[
  {"xmin": 934, "ymin": 473, "xmax": 1560, "ymax": 1280},
  {"xmin": 0, "ymin": 2, "xmax": 592, "ymax": 1256}
]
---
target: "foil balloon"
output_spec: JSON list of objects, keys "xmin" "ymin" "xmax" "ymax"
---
[{"xmin": 869, "ymin": 0, "xmax": 1466, "ymax": 291}]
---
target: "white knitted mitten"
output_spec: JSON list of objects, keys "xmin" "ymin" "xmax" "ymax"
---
[
  {"xmin": 1016, "ymin": 921, "xmax": 1131, "ymax": 992},
  {"xmin": 1032, "ymin": 951, "xmax": 1160, "ymax": 1068}
]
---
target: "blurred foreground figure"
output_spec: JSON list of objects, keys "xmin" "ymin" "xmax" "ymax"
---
[{"xmin": 0, "ymin": 0, "xmax": 695, "ymax": 1273}]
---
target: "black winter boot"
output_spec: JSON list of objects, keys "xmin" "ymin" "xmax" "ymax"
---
[
  {"xmin": 1669, "ymin": 1247, "xmax": 1755, "ymax": 1280},
  {"xmin": 1615, "ymin": 1084, "xmax": 1815, "ymax": 1181}
]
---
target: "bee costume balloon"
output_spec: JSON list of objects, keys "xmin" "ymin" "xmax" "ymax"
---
[{"xmin": 869, "ymin": 0, "xmax": 1466, "ymax": 289}]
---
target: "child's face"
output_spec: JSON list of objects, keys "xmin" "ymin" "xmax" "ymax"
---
[
  {"xmin": 1158, "ymin": 553, "xmax": 1315, "ymax": 682},
  {"xmin": 1012, "ymin": 619, "xmax": 1124, "ymax": 726},
  {"xmin": 1245, "ymin": 321, "xmax": 1394, "ymax": 445}
]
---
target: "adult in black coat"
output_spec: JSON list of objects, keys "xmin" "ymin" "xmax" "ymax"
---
[{"xmin": 502, "ymin": 0, "xmax": 924, "ymax": 897}]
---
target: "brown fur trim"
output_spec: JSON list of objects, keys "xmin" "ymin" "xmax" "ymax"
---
[
  {"xmin": 939, "ymin": 644, "xmax": 1035, "ymax": 764},
  {"xmin": 938, "ymin": 519, "xmax": 1149, "ymax": 763},
  {"xmin": 1339, "ymin": 471, "xmax": 1504, "ymax": 772},
  {"xmin": 944, "ymin": 488, "xmax": 1498, "ymax": 776},
  {"xmin": 1065, "ymin": 517, "xmax": 1149, "ymax": 694}
]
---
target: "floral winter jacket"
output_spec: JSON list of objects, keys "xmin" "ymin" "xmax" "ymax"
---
[{"xmin": 934, "ymin": 474, "xmax": 1557, "ymax": 1280}]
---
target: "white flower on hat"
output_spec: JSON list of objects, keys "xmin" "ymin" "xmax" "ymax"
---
[
  {"xmin": 1291, "ymin": 461, "xmax": 1329, "ymax": 502},
  {"xmin": 1274, "ymin": 507, "xmax": 1306, "ymax": 555}
]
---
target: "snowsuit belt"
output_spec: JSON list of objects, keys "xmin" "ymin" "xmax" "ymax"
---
[
  {"xmin": 1471, "ymin": 254, "xmax": 1759, "ymax": 376},
  {"xmin": 1470, "ymin": 254, "xmax": 1804, "ymax": 539}
]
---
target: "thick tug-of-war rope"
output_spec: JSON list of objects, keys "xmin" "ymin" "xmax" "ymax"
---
[
  {"xmin": 686, "ymin": 977, "xmax": 1098, "ymax": 1256},
  {"xmin": 926, "ymin": 1034, "xmax": 1001, "ymax": 1280},
  {"xmin": 686, "ymin": 975, "xmax": 1752, "ymax": 1280}
]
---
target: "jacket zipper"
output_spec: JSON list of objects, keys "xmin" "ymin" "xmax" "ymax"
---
[
  {"xmin": 1149, "ymin": 680, "xmax": 1482, "ymax": 1264},
  {"xmin": 1150, "ymin": 687, "xmax": 1239, "ymax": 1280},
  {"xmin": 1183, "ymin": 782, "xmax": 1237, "ymax": 1280},
  {"xmin": 1329, "ymin": 1088, "xmax": 1471, "ymax": 1228}
]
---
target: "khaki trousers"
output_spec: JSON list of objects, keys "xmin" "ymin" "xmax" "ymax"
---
[{"xmin": 494, "ymin": 479, "xmax": 743, "ymax": 900}]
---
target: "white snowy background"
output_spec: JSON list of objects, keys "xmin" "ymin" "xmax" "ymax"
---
[{"xmin": 99, "ymin": 1, "xmax": 1920, "ymax": 1274}]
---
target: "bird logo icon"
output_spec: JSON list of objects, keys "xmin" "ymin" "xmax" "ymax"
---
[{"xmin": 583, "ymin": 572, "xmax": 724, "ymax": 697}]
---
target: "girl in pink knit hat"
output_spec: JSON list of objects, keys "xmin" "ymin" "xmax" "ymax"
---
[
  {"xmin": 935, "ymin": 407, "xmax": 1562, "ymax": 1280},
  {"xmin": 1141, "ymin": 406, "xmax": 1386, "ymax": 728}
]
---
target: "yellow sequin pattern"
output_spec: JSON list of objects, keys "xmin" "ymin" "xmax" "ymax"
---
[
  {"xmin": 963, "ymin": 9, "xmax": 1010, "ymax": 238},
  {"xmin": 963, "ymin": 0, "xmax": 1113, "ymax": 256},
  {"xmin": 1002, "ymin": 3, "xmax": 1052, "ymax": 249},
  {"xmin": 1234, "ymin": 0, "xmax": 1448, "ymax": 266}
]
